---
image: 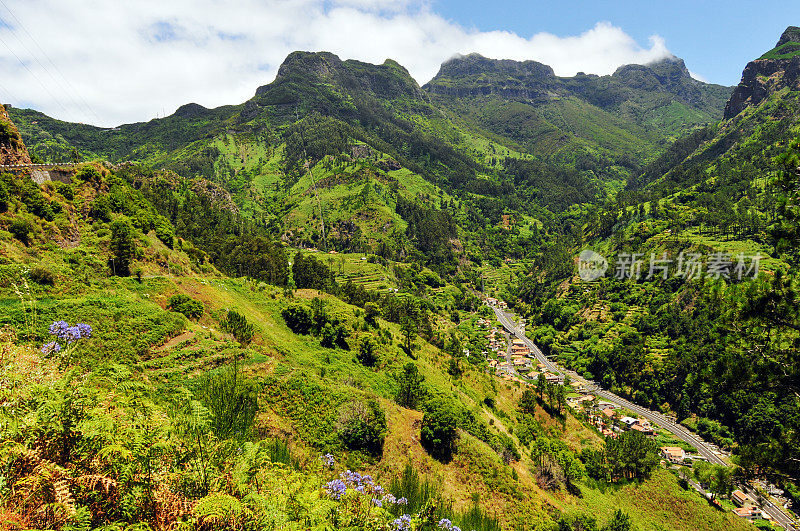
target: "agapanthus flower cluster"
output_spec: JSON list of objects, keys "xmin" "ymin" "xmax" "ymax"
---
[
  {"xmin": 438, "ymin": 518, "xmax": 462, "ymax": 531},
  {"xmin": 40, "ymin": 341, "xmax": 61, "ymax": 356},
  {"xmin": 391, "ymin": 514, "xmax": 412, "ymax": 530},
  {"xmin": 48, "ymin": 320, "xmax": 92, "ymax": 345},
  {"xmin": 323, "ymin": 479, "xmax": 347, "ymax": 500},
  {"xmin": 322, "ymin": 468, "xmax": 409, "ymax": 509},
  {"xmin": 320, "ymin": 453, "xmax": 335, "ymax": 468}
]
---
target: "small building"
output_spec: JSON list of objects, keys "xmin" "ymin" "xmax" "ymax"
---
[
  {"xmin": 620, "ymin": 416, "xmax": 638, "ymax": 426},
  {"xmin": 631, "ymin": 424, "xmax": 654, "ymax": 436},
  {"xmin": 731, "ymin": 490, "xmax": 756, "ymax": 509},
  {"xmin": 732, "ymin": 507, "xmax": 762, "ymax": 521},
  {"xmin": 660, "ymin": 447, "xmax": 686, "ymax": 464},
  {"xmin": 601, "ymin": 408, "xmax": 617, "ymax": 419}
]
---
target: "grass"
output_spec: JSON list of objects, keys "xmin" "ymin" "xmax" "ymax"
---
[{"xmin": 564, "ymin": 468, "xmax": 755, "ymax": 531}]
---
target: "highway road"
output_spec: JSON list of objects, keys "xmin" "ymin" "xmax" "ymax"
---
[{"xmin": 492, "ymin": 306, "xmax": 797, "ymax": 529}]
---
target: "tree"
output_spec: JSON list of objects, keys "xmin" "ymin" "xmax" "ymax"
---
[
  {"xmin": 536, "ymin": 372, "xmax": 546, "ymax": 398},
  {"xmin": 109, "ymin": 216, "xmax": 135, "ymax": 276},
  {"xmin": 420, "ymin": 398, "xmax": 458, "ymax": 462},
  {"xmin": 357, "ymin": 336, "xmax": 379, "ymax": 367},
  {"xmin": 320, "ymin": 322, "xmax": 349, "ymax": 349},
  {"xmin": 606, "ymin": 431, "xmax": 659, "ymax": 481},
  {"xmin": 364, "ymin": 303, "xmax": 380, "ymax": 327},
  {"xmin": 519, "ymin": 389, "xmax": 537, "ymax": 414},
  {"xmin": 396, "ymin": 363, "xmax": 425, "ymax": 410},
  {"xmin": 602, "ymin": 510, "xmax": 632, "ymax": 531},
  {"xmin": 282, "ymin": 304, "xmax": 313, "ymax": 334},
  {"xmin": 400, "ymin": 317, "xmax": 417, "ymax": 353},
  {"xmin": 222, "ymin": 309, "xmax": 254, "ymax": 344},
  {"xmin": 336, "ymin": 399, "xmax": 387, "ymax": 456}
]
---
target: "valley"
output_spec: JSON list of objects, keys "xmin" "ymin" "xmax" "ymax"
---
[{"xmin": 1, "ymin": 15, "xmax": 800, "ymax": 531}]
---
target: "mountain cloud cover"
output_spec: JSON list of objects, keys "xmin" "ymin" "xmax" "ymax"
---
[{"xmin": 0, "ymin": 0, "xmax": 674, "ymax": 126}]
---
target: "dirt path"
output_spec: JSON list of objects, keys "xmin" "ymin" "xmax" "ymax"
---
[{"xmin": 154, "ymin": 330, "xmax": 195, "ymax": 352}]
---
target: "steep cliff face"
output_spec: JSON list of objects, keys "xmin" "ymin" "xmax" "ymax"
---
[
  {"xmin": 0, "ymin": 104, "xmax": 32, "ymax": 165},
  {"xmin": 424, "ymin": 53, "xmax": 731, "ymax": 119},
  {"xmin": 724, "ymin": 27, "xmax": 800, "ymax": 119}
]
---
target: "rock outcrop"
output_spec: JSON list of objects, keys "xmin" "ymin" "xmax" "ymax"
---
[
  {"xmin": 0, "ymin": 104, "xmax": 32, "ymax": 165},
  {"xmin": 724, "ymin": 27, "xmax": 800, "ymax": 119}
]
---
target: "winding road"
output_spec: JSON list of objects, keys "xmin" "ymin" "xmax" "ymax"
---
[{"xmin": 492, "ymin": 306, "xmax": 797, "ymax": 530}]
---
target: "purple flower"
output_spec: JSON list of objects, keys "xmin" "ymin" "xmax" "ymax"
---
[
  {"xmin": 397, "ymin": 497, "xmax": 408, "ymax": 505},
  {"xmin": 320, "ymin": 453, "xmax": 335, "ymax": 468},
  {"xmin": 40, "ymin": 341, "xmax": 61, "ymax": 356},
  {"xmin": 392, "ymin": 514, "xmax": 412, "ymax": 530},
  {"xmin": 372, "ymin": 498, "xmax": 382, "ymax": 507},
  {"xmin": 382, "ymin": 493, "xmax": 396, "ymax": 504},
  {"xmin": 323, "ymin": 479, "xmax": 347, "ymax": 500},
  {"xmin": 48, "ymin": 320, "xmax": 92, "ymax": 343}
]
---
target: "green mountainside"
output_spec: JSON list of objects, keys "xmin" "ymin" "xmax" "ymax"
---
[{"xmin": 4, "ymin": 26, "xmax": 800, "ymax": 531}]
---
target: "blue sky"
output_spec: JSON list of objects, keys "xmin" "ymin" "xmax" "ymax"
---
[
  {"xmin": 433, "ymin": 0, "xmax": 800, "ymax": 86},
  {"xmin": 0, "ymin": 0, "xmax": 798, "ymax": 125}
]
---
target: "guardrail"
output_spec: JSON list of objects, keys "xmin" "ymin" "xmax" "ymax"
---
[{"xmin": 0, "ymin": 163, "xmax": 80, "ymax": 169}]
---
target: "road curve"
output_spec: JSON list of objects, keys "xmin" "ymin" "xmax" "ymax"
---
[{"xmin": 492, "ymin": 306, "xmax": 797, "ymax": 529}]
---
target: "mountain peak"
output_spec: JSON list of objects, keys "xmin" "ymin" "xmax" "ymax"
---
[
  {"xmin": 434, "ymin": 53, "xmax": 555, "ymax": 80},
  {"xmin": 777, "ymin": 26, "xmax": 800, "ymax": 48}
]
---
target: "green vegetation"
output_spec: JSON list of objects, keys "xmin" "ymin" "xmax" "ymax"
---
[{"xmin": 5, "ymin": 32, "xmax": 799, "ymax": 530}]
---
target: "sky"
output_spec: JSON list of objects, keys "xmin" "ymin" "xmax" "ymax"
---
[{"xmin": 0, "ymin": 0, "xmax": 797, "ymax": 127}]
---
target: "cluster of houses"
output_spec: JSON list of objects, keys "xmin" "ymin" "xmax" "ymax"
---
[
  {"xmin": 484, "ymin": 327, "xmax": 566, "ymax": 386},
  {"xmin": 584, "ymin": 402, "xmax": 656, "ymax": 439}
]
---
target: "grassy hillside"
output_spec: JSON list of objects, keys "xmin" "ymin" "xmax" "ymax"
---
[{"xmin": 0, "ymin": 153, "xmax": 755, "ymax": 530}]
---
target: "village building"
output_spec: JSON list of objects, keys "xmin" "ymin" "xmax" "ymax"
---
[
  {"xmin": 660, "ymin": 447, "xmax": 686, "ymax": 464},
  {"xmin": 731, "ymin": 490, "xmax": 757, "ymax": 509}
]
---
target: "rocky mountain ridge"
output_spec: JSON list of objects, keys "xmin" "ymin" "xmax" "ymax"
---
[{"xmin": 724, "ymin": 26, "xmax": 800, "ymax": 119}]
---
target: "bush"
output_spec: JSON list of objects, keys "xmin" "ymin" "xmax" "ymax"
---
[
  {"xmin": 320, "ymin": 322, "xmax": 349, "ymax": 349},
  {"xmin": 420, "ymin": 398, "xmax": 458, "ymax": 462},
  {"xmin": 155, "ymin": 218, "xmax": 174, "ymax": 248},
  {"xmin": 282, "ymin": 304, "xmax": 313, "ymax": 334},
  {"xmin": 167, "ymin": 293, "xmax": 204, "ymax": 319},
  {"xmin": 221, "ymin": 309, "xmax": 254, "ymax": 344},
  {"xmin": 9, "ymin": 217, "xmax": 32, "ymax": 244},
  {"xmin": 0, "ymin": 181, "xmax": 8, "ymax": 212},
  {"xmin": 195, "ymin": 361, "xmax": 259, "ymax": 440},
  {"xmin": 29, "ymin": 266, "xmax": 55, "ymax": 285},
  {"xmin": 357, "ymin": 336, "xmax": 379, "ymax": 366},
  {"xmin": 336, "ymin": 398, "xmax": 387, "ymax": 456}
]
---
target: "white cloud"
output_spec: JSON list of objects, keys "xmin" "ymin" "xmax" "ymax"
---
[{"xmin": 0, "ymin": 0, "xmax": 673, "ymax": 126}]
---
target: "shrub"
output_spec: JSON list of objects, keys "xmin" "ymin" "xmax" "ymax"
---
[
  {"xmin": 221, "ymin": 309, "xmax": 254, "ymax": 344},
  {"xmin": 282, "ymin": 304, "xmax": 313, "ymax": 334},
  {"xmin": 420, "ymin": 398, "xmax": 458, "ymax": 462},
  {"xmin": 9, "ymin": 217, "xmax": 33, "ymax": 244},
  {"xmin": 320, "ymin": 322, "xmax": 349, "ymax": 349},
  {"xmin": 30, "ymin": 266, "xmax": 55, "ymax": 285},
  {"xmin": 54, "ymin": 181, "xmax": 74, "ymax": 200},
  {"xmin": 336, "ymin": 398, "xmax": 387, "ymax": 456},
  {"xmin": 155, "ymin": 218, "xmax": 174, "ymax": 248},
  {"xmin": 357, "ymin": 336, "xmax": 379, "ymax": 366},
  {"xmin": 167, "ymin": 294, "xmax": 204, "ymax": 319},
  {"xmin": 195, "ymin": 361, "xmax": 259, "ymax": 440},
  {"xmin": 0, "ymin": 181, "xmax": 8, "ymax": 212}
]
